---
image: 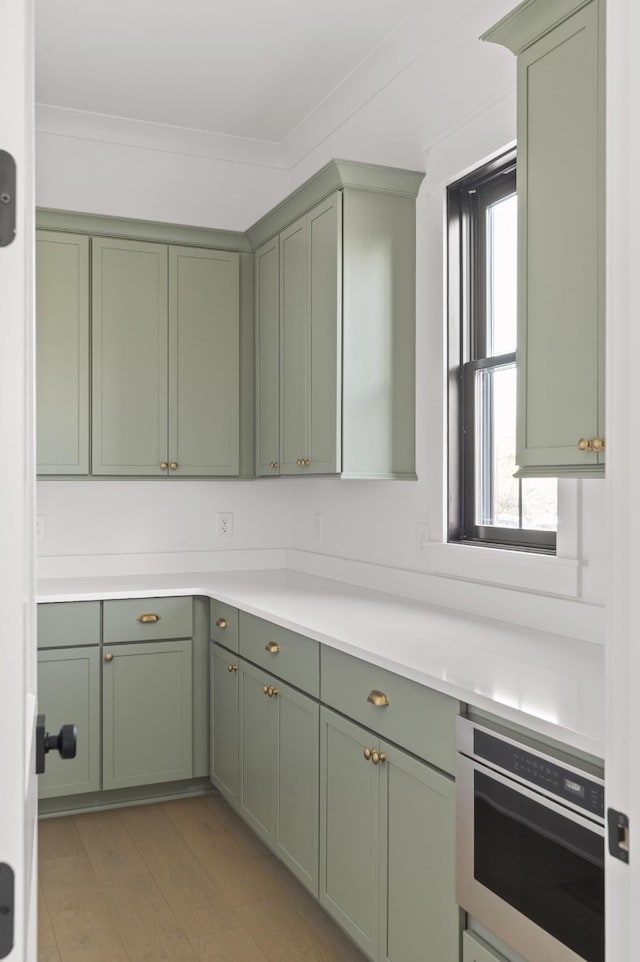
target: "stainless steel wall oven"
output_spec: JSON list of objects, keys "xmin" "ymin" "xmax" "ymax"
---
[{"xmin": 456, "ymin": 716, "xmax": 604, "ymax": 962}]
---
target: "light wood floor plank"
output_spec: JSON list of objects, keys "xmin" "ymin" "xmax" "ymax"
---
[
  {"xmin": 162, "ymin": 797, "xmax": 242, "ymax": 860},
  {"xmin": 38, "ymin": 817, "xmax": 85, "ymax": 861},
  {"xmin": 43, "ymin": 877, "xmax": 130, "ymax": 962},
  {"xmin": 189, "ymin": 927, "xmax": 270, "ymax": 962},
  {"xmin": 38, "ymin": 946, "xmax": 62, "ymax": 962},
  {"xmin": 101, "ymin": 873, "xmax": 199, "ymax": 962},
  {"xmin": 118, "ymin": 805, "xmax": 240, "ymax": 938},
  {"xmin": 38, "ymin": 883, "xmax": 56, "ymax": 950},
  {"xmin": 73, "ymin": 810, "xmax": 147, "ymax": 881},
  {"xmin": 202, "ymin": 795, "xmax": 271, "ymax": 857},
  {"xmin": 236, "ymin": 897, "xmax": 350, "ymax": 962},
  {"xmin": 39, "ymin": 854, "xmax": 97, "ymax": 893}
]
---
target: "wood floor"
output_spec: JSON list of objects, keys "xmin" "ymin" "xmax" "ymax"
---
[{"xmin": 38, "ymin": 794, "xmax": 368, "ymax": 962}]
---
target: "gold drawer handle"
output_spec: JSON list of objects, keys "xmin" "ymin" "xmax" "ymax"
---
[
  {"xmin": 269, "ymin": 687, "xmax": 279, "ymax": 698},
  {"xmin": 104, "ymin": 652, "xmax": 113, "ymax": 663},
  {"xmin": 371, "ymin": 750, "xmax": 386, "ymax": 765},
  {"xmin": 367, "ymin": 690, "xmax": 389, "ymax": 708},
  {"xmin": 577, "ymin": 437, "xmax": 606, "ymax": 452},
  {"xmin": 170, "ymin": 461, "xmax": 179, "ymax": 471},
  {"xmin": 269, "ymin": 461, "xmax": 279, "ymax": 470},
  {"xmin": 138, "ymin": 613, "xmax": 161, "ymax": 624},
  {"xmin": 263, "ymin": 685, "xmax": 270, "ymax": 695},
  {"xmin": 160, "ymin": 461, "xmax": 169, "ymax": 471},
  {"xmin": 262, "ymin": 684, "xmax": 279, "ymax": 698},
  {"xmin": 216, "ymin": 618, "xmax": 228, "ymax": 629},
  {"xmin": 227, "ymin": 664, "xmax": 238, "ymax": 673},
  {"xmin": 265, "ymin": 641, "xmax": 281, "ymax": 654},
  {"xmin": 363, "ymin": 747, "xmax": 372, "ymax": 761}
]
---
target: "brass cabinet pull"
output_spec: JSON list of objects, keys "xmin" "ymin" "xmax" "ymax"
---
[
  {"xmin": 269, "ymin": 687, "xmax": 279, "ymax": 698},
  {"xmin": 303, "ymin": 459, "xmax": 311, "ymax": 467},
  {"xmin": 170, "ymin": 462, "xmax": 179, "ymax": 471},
  {"xmin": 263, "ymin": 685, "xmax": 270, "ymax": 695},
  {"xmin": 104, "ymin": 652, "xmax": 113, "ymax": 663},
  {"xmin": 363, "ymin": 747, "xmax": 372, "ymax": 761},
  {"xmin": 265, "ymin": 641, "xmax": 280, "ymax": 654},
  {"xmin": 160, "ymin": 462, "xmax": 169, "ymax": 470},
  {"xmin": 371, "ymin": 750, "xmax": 386, "ymax": 765},
  {"xmin": 227, "ymin": 664, "xmax": 238, "ymax": 673},
  {"xmin": 367, "ymin": 689, "xmax": 389, "ymax": 708},
  {"xmin": 216, "ymin": 618, "xmax": 228, "ymax": 629},
  {"xmin": 296, "ymin": 459, "xmax": 302, "ymax": 466},
  {"xmin": 262, "ymin": 685, "xmax": 279, "ymax": 698},
  {"xmin": 578, "ymin": 437, "xmax": 606, "ymax": 452},
  {"xmin": 269, "ymin": 461, "xmax": 279, "ymax": 470},
  {"xmin": 138, "ymin": 613, "xmax": 161, "ymax": 624}
]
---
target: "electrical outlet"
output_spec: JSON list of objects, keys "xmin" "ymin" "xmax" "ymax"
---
[
  {"xmin": 36, "ymin": 515, "xmax": 46, "ymax": 543},
  {"xmin": 416, "ymin": 523, "xmax": 429, "ymax": 558},
  {"xmin": 216, "ymin": 511, "xmax": 233, "ymax": 540}
]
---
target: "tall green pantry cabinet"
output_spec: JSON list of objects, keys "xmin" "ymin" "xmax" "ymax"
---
[{"xmin": 483, "ymin": 0, "xmax": 605, "ymax": 477}]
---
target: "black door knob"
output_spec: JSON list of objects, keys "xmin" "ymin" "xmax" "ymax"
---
[{"xmin": 35, "ymin": 715, "xmax": 77, "ymax": 774}]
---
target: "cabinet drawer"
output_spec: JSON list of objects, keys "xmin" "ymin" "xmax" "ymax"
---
[
  {"xmin": 103, "ymin": 596, "xmax": 192, "ymax": 644},
  {"xmin": 239, "ymin": 612, "xmax": 319, "ymax": 697},
  {"xmin": 320, "ymin": 647, "xmax": 457, "ymax": 775},
  {"xmin": 38, "ymin": 601, "xmax": 100, "ymax": 649},
  {"xmin": 210, "ymin": 599, "xmax": 239, "ymax": 652},
  {"xmin": 463, "ymin": 932, "xmax": 510, "ymax": 962}
]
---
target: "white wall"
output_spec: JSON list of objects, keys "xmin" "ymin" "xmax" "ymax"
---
[{"xmin": 34, "ymin": 0, "xmax": 608, "ymax": 641}]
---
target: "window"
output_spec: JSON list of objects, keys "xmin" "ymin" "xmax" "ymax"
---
[{"xmin": 447, "ymin": 152, "xmax": 557, "ymax": 552}]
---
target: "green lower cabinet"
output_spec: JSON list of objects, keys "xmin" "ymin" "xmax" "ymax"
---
[
  {"xmin": 37, "ymin": 647, "xmax": 101, "ymax": 798},
  {"xmin": 239, "ymin": 660, "xmax": 319, "ymax": 895},
  {"xmin": 210, "ymin": 642, "xmax": 239, "ymax": 809},
  {"xmin": 102, "ymin": 638, "xmax": 193, "ymax": 790},
  {"xmin": 320, "ymin": 707, "xmax": 459, "ymax": 962}
]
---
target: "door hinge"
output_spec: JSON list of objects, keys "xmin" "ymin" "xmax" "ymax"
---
[
  {"xmin": 0, "ymin": 864, "xmax": 14, "ymax": 959},
  {"xmin": 0, "ymin": 151, "xmax": 16, "ymax": 248},
  {"xmin": 607, "ymin": 808, "xmax": 630, "ymax": 863}
]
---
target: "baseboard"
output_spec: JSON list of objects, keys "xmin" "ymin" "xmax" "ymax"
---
[{"xmin": 38, "ymin": 776, "xmax": 215, "ymax": 818}]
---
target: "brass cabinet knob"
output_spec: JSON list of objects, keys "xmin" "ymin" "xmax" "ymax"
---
[
  {"xmin": 577, "ymin": 438, "xmax": 589, "ymax": 451},
  {"xmin": 265, "ymin": 641, "xmax": 281, "ymax": 654},
  {"xmin": 270, "ymin": 687, "xmax": 279, "ymax": 698},
  {"xmin": 371, "ymin": 750, "xmax": 386, "ymax": 765},
  {"xmin": 363, "ymin": 747, "xmax": 372, "ymax": 761},
  {"xmin": 296, "ymin": 459, "xmax": 302, "ymax": 466},
  {"xmin": 367, "ymin": 690, "xmax": 390, "ymax": 708},
  {"xmin": 269, "ymin": 462, "xmax": 279, "ymax": 470},
  {"xmin": 160, "ymin": 462, "xmax": 169, "ymax": 470},
  {"xmin": 303, "ymin": 459, "xmax": 311, "ymax": 467},
  {"xmin": 263, "ymin": 685, "xmax": 270, "ymax": 695},
  {"xmin": 138, "ymin": 613, "xmax": 160, "ymax": 624},
  {"xmin": 227, "ymin": 664, "xmax": 238, "ymax": 673},
  {"xmin": 591, "ymin": 436, "xmax": 605, "ymax": 451},
  {"xmin": 170, "ymin": 462, "xmax": 179, "ymax": 471},
  {"xmin": 216, "ymin": 618, "xmax": 228, "ymax": 629},
  {"xmin": 104, "ymin": 652, "xmax": 113, "ymax": 663},
  {"xmin": 578, "ymin": 437, "xmax": 606, "ymax": 452}
]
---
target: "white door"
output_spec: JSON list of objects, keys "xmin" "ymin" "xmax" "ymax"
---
[
  {"xmin": 606, "ymin": 1, "xmax": 640, "ymax": 960},
  {"xmin": 0, "ymin": 0, "xmax": 37, "ymax": 960}
]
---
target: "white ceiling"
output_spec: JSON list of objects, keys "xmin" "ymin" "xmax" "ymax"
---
[{"xmin": 35, "ymin": 0, "xmax": 424, "ymax": 143}]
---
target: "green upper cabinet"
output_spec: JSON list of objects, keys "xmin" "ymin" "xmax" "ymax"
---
[
  {"xmin": 92, "ymin": 237, "xmax": 240, "ymax": 477},
  {"xmin": 251, "ymin": 160, "xmax": 424, "ymax": 480},
  {"xmin": 483, "ymin": 0, "xmax": 604, "ymax": 477},
  {"xmin": 169, "ymin": 246, "xmax": 239, "ymax": 476},
  {"xmin": 36, "ymin": 230, "xmax": 90, "ymax": 475},
  {"xmin": 255, "ymin": 236, "xmax": 281, "ymax": 476},
  {"xmin": 92, "ymin": 237, "xmax": 169, "ymax": 476}
]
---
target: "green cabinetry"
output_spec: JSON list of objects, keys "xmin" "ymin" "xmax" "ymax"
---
[
  {"xmin": 36, "ymin": 230, "xmax": 90, "ymax": 475},
  {"xmin": 209, "ymin": 641, "xmax": 239, "ymax": 809},
  {"xmin": 238, "ymin": 658, "xmax": 319, "ymax": 895},
  {"xmin": 484, "ymin": 0, "xmax": 605, "ymax": 477},
  {"xmin": 252, "ymin": 161, "xmax": 424, "ymax": 479},
  {"xmin": 37, "ymin": 646, "xmax": 101, "ymax": 799},
  {"xmin": 462, "ymin": 931, "xmax": 511, "ymax": 962},
  {"xmin": 319, "ymin": 707, "xmax": 459, "ymax": 962},
  {"xmin": 92, "ymin": 237, "xmax": 239, "ymax": 477}
]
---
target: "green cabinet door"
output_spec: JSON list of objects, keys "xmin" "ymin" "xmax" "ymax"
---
[
  {"xmin": 279, "ymin": 194, "xmax": 341, "ymax": 476},
  {"xmin": 169, "ymin": 246, "xmax": 239, "ymax": 476},
  {"xmin": 37, "ymin": 647, "xmax": 100, "ymax": 798},
  {"xmin": 210, "ymin": 642, "xmax": 239, "ymax": 809},
  {"xmin": 485, "ymin": 0, "xmax": 604, "ymax": 477},
  {"xmin": 280, "ymin": 216, "xmax": 308, "ymax": 474},
  {"xmin": 255, "ymin": 236, "xmax": 280, "ymax": 476},
  {"xmin": 238, "ymin": 659, "xmax": 275, "ymax": 845},
  {"xmin": 381, "ymin": 740, "xmax": 459, "ymax": 962},
  {"xmin": 319, "ymin": 707, "xmax": 380, "ymax": 960},
  {"xmin": 92, "ymin": 237, "xmax": 169, "ymax": 476},
  {"xmin": 36, "ymin": 231, "xmax": 90, "ymax": 475},
  {"xmin": 102, "ymin": 638, "xmax": 192, "ymax": 789}
]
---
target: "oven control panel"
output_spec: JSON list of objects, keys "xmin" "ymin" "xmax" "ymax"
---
[{"xmin": 474, "ymin": 729, "xmax": 604, "ymax": 819}]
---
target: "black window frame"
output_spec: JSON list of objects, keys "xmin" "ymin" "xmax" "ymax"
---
[{"xmin": 447, "ymin": 150, "xmax": 556, "ymax": 553}]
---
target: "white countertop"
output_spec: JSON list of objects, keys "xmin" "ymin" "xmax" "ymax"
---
[{"xmin": 37, "ymin": 568, "xmax": 604, "ymax": 757}]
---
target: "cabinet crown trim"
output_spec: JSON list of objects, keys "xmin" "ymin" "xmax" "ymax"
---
[
  {"xmin": 246, "ymin": 158, "xmax": 424, "ymax": 250},
  {"xmin": 481, "ymin": 0, "xmax": 595, "ymax": 54}
]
